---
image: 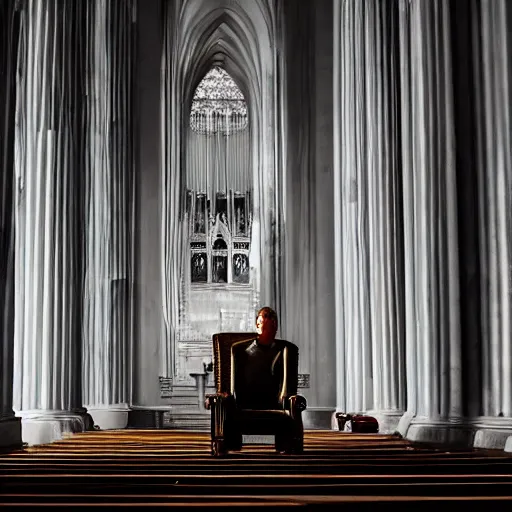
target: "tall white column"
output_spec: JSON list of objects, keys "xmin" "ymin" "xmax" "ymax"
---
[
  {"xmin": 471, "ymin": 0, "xmax": 512, "ymax": 420},
  {"xmin": 429, "ymin": 0, "xmax": 512, "ymax": 448},
  {"xmin": 0, "ymin": 0, "xmax": 22, "ymax": 450},
  {"xmin": 334, "ymin": 0, "xmax": 373, "ymax": 415},
  {"xmin": 279, "ymin": 0, "xmax": 337, "ymax": 429},
  {"xmin": 464, "ymin": 0, "xmax": 512, "ymax": 450},
  {"xmin": 334, "ymin": 0, "xmax": 406, "ymax": 431},
  {"xmin": 280, "ymin": 0, "xmax": 316, "ymax": 421},
  {"xmin": 81, "ymin": 0, "xmax": 135, "ymax": 431},
  {"xmin": 13, "ymin": 0, "xmax": 88, "ymax": 446},
  {"xmin": 312, "ymin": 0, "xmax": 337, "ymax": 427},
  {"xmin": 0, "ymin": 221, "xmax": 20, "ymax": 447},
  {"xmin": 363, "ymin": 0, "xmax": 406, "ymax": 431},
  {"xmin": 398, "ymin": 0, "xmax": 464, "ymax": 443}
]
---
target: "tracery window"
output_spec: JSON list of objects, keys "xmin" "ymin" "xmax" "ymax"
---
[
  {"xmin": 187, "ymin": 67, "xmax": 251, "ymax": 286},
  {"xmin": 190, "ymin": 66, "xmax": 248, "ymax": 134}
]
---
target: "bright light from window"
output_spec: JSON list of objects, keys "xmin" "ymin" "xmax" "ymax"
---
[{"xmin": 190, "ymin": 67, "xmax": 248, "ymax": 134}]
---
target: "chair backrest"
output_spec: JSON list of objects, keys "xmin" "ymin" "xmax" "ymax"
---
[{"xmin": 212, "ymin": 332, "xmax": 299, "ymax": 396}]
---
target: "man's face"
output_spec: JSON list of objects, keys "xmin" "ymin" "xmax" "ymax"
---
[{"xmin": 256, "ymin": 314, "xmax": 277, "ymax": 337}]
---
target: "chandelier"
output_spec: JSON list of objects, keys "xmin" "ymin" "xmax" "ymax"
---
[{"xmin": 190, "ymin": 67, "xmax": 248, "ymax": 135}]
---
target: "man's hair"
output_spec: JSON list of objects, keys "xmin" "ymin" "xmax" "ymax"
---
[{"xmin": 256, "ymin": 306, "xmax": 278, "ymax": 328}]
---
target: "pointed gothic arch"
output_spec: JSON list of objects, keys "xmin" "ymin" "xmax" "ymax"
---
[{"xmin": 159, "ymin": 0, "xmax": 282, "ymax": 379}]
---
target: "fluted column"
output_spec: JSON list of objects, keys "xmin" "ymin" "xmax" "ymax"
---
[
  {"xmin": 442, "ymin": 0, "xmax": 512, "ymax": 451},
  {"xmin": 334, "ymin": 0, "xmax": 405, "ymax": 431},
  {"xmin": 0, "ymin": 0, "xmax": 21, "ymax": 449},
  {"xmin": 334, "ymin": 0, "xmax": 372, "ymax": 415},
  {"xmin": 280, "ymin": 0, "xmax": 315, "ymax": 407},
  {"xmin": 471, "ymin": 0, "xmax": 512, "ymax": 420},
  {"xmin": 363, "ymin": 0, "xmax": 405, "ymax": 430},
  {"xmin": 278, "ymin": 0, "xmax": 337, "ymax": 429},
  {"xmin": 81, "ymin": 0, "xmax": 135, "ymax": 431},
  {"xmin": 13, "ymin": 0, "xmax": 88, "ymax": 445},
  {"xmin": 398, "ymin": 0, "xmax": 464, "ymax": 442},
  {"xmin": 461, "ymin": 0, "xmax": 512, "ymax": 450}
]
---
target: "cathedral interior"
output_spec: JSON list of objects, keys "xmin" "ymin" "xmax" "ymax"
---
[{"xmin": 1, "ymin": 0, "xmax": 512, "ymax": 461}]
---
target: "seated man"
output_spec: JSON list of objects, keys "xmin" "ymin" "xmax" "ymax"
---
[
  {"xmin": 207, "ymin": 306, "xmax": 305, "ymax": 455},
  {"xmin": 232, "ymin": 307, "xmax": 288, "ymax": 410}
]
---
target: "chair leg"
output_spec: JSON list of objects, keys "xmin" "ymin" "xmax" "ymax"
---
[
  {"xmin": 212, "ymin": 439, "xmax": 226, "ymax": 457},
  {"xmin": 277, "ymin": 436, "xmax": 303, "ymax": 455}
]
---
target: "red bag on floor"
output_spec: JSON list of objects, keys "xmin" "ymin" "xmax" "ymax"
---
[{"xmin": 336, "ymin": 413, "xmax": 379, "ymax": 433}]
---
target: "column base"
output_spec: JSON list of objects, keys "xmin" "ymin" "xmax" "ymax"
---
[
  {"xmin": 404, "ymin": 416, "xmax": 475, "ymax": 448},
  {"xmin": 17, "ymin": 410, "xmax": 87, "ymax": 446},
  {"xmin": 472, "ymin": 417, "xmax": 512, "ymax": 450},
  {"xmin": 302, "ymin": 407, "xmax": 336, "ymax": 429},
  {"xmin": 85, "ymin": 404, "xmax": 130, "ymax": 430},
  {"xmin": 363, "ymin": 410, "xmax": 405, "ymax": 434},
  {"xmin": 0, "ymin": 416, "xmax": 22, "ymax": 451},
  {"xmin": 399, "ymin": 415, "xmax": 512, "ymax": 450},
  {"xmin": 396, "ymin": 411, "xmax": 415, "ymax": 437}
]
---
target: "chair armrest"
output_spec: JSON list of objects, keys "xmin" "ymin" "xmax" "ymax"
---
[
  {"xmin": 282, "ymin": 394, "xmax": 307, "ymax": 412},
  {"xmin": 205, "ymin": 392, "xmax": 233, "ymax": 410}
]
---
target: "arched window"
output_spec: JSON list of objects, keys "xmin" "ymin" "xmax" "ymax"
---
[
  {"xmin": 213, "ymin": 237, "xmax": 227, "ymax": 250},
  {"xmin": 186, "ymin": 67, "xmax": 251, "ymax": 286},
  {"xmin": 190, "ymin": 66, "xmax": 248, "ymax": 134}
]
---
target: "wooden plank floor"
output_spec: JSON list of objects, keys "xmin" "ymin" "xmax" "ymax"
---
[{"xmin": 1, "ymin": 430, "xmax": 512, "ymax": 508}]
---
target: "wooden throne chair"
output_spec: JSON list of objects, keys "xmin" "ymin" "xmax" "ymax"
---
[{"xmin": 205, "ymin": 332, "xmax": 307, "ymax": 456}]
